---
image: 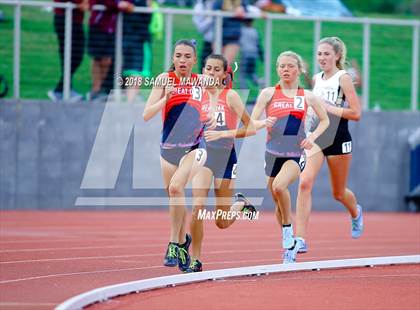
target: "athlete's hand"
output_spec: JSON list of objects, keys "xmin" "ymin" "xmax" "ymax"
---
[
  {"xmin": 300, "ymin": 136, "xmax": 314, "ymax": 150},
  {"xmin": 265, "ymin": 116, "xmax": 277, "ymax": 128},
  {"xmin": 205, "ymin": 112, "xmax": 217, "ymax": 130},
  {"xmin": 204, "ymin": 130, "xmax": 224, "ymax": 142},
  {"xmin": 164, "ymin": 85, "xmax": 174, "ymax": 101}
]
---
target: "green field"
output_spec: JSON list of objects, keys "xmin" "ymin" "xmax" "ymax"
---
[{"xmin": 0, "ymin": 4, "xmax": 419, "ymax": 109}]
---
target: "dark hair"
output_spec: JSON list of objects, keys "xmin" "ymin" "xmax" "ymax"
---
[
  {"xmin": 168, "ymin": 39, "xmax": 197, "ymax": 72},
  {"xmin": 204, "ymin": 54, "xmax": 228, "ymax": 72},
  {"xmin": 204, "ymin": 54, "xmax": 234, "ymax": 87}
]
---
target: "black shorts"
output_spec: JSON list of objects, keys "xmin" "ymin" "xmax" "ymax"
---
[
  {"xmin": 122, "ymin": 36, "xmax": 147, "ymax": 75},
  {"xmin": 204, "ymin": 147, "xmax": 237, "ymax": 179},
  {"xmin": 317, "ymin": 130, "xmax": 353, "ymax": 156},
  {"xmin": 88, "ymin": 26, "xmax": 115, "ymax": 59},
  {"xmin": 223, "ymin": 35, "xmax": 240, "ymax": 46},
  {"xmin": 160, "ymin": 144, "xmax": 201, "ymax": 166},
  {"xmin": 264, "ymin": 151, "xmax": 306, "ymax": 178}
]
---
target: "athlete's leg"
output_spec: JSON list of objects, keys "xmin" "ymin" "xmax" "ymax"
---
[
  {"xmin": 213, "ymin": 178, "xmax": 236, "ymax": 229},
  {"xmin": 271, "ymin": 160, "xmax": 301, "ymax": 252},
  {"xmin": 160, "ymin": 156, "xmax": 185, "ymax": 244},
  {"xmin": 191, "ymin": 167, "xmax": 213, "ymax": 261},
  {"xmin": 326, "ymin": 154, "xmax": 358, "ymax": 218},
  {"xmin": 267, "ymin": 177, "xmax": 283, "ymax": 226},
  {"xmin": 171, "ymin": 149, "xmax": 207, "ymax": 244},
  {"xmin": 271, "ymin": 160, "xmax": 301, "ymax": 225},
  {"xmin": 295, "ymin": 147, "xmax": 325, "ymax": 239}
]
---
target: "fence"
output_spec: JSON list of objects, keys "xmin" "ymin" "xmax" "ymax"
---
[
  {"xmin": 1, "ymin": 100, "xmax": 418, "ymax": 211},
  {"xmin": 0, "ymin": 0, "xmax": 419, "ymax": 110}
]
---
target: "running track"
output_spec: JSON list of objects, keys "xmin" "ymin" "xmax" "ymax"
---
[{"xmin": 0, "ymin": 211, "xmax": 419, "ymax": 309}]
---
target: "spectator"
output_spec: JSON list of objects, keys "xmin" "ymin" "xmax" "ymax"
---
[
  {"xmin": 239, "ymin": 18, "xmax": 263, "ymax": 89},
  {"xmin": 87, "ymin": 0, "xmax": 134, "ymax": 101},
  {"xmin": 48, "ymin": 0, "xmax": 88, "ymax": 102},
  {"xmin": 213, "ymin": 0, "xmax": 247, "ymax": 65},
  {"xmin": 122, "ymin": 0, "xmax": 152, "ymax": 102},
  {"xmin": 193, "ymin": 0, "xmax": 215, "ymax": 70}
]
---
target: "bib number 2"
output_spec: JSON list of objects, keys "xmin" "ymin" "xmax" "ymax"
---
[{"xmin": 294, "ymin": 96, "xmax": 305, "ymax": 110}]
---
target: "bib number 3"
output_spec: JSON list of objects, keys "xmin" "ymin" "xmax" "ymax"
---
[
  {"xmin": 192, "ymin": 86, "xmax": 202, "ymax": 101},
  {"xmin": 195, "ymin": 148, "xmax": 207, "ymax": 165}
]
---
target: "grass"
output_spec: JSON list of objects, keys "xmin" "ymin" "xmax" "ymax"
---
[{"xmin": 0, "ymin": 4, "xmax": 419, "ymax": 109}]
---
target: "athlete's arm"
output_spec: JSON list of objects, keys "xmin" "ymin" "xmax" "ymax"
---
[
  {"xmin": 228, "ymin": 90, "xmax": 256, "ymax": 138},
  {"xmin": 302, "ymin": 91, "xmax": 329, "ymax": 150},
  {"xmin": 143, "ymin": 73, "xmax": 169, "ymax": 121},
  {"xmin": 251, "ymin": 87, "xmax": 276, "ymax": 130},
  {"xmin": 305, "ymin": 91, "xmax": 330, "ymax": 136},
  {"xmin": 325, "ymin": 73, "xmax": 361, "ymax": 121},
  {"xmin": 204, "ymin": 90, "xmax": 256, "ymax": 142}
]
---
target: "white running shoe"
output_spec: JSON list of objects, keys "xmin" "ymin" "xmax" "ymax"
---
[
  {"xmin": 282, "ymin": 225, "xmax": 294, "ymax": 249},
  {"xmin": 296, "ymin": 237, "xmax": 307, "ymax": 253},
  {"xmin": 283, "ymin": 240, "xmax": 299, "ymax": 264},
  {"xmin": 351, "ymin": 205, "xmax": 364, "ymax": 239}
]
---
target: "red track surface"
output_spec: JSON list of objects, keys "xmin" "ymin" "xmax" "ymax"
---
[{"xmin": 0, "ymin": 211, "xmax": 419, "ymax": 310}]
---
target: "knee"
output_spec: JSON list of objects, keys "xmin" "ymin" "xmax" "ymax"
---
[
  {"xmin": 272, "ymin": 182, "xmax": 287, "ymax": 196},
  {"xmin": 168, "ymin": 182, "xmax": 183, "ymax": 197},
  {"xmin": 299, "ymin": 176, "xmax": 315, "ymax": 193}
]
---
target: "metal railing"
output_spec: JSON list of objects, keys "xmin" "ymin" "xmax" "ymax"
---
[{"xmin": 1, "ymin": 0, "xmax": 419, "ymax": 110}]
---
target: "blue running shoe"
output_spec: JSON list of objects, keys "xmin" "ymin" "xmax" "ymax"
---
[
  {"xmin": 351, "ymin": 205, "xmax": 364, "ymax": 239},
  {"xmin": 185, "ymin": 259, "xmax": 203, "ymax": 273},
  {"xmin": 282, "ymin": 225, "xmax": 294, "ymax": 249},
  {"xmin": 180, "ymin": 234, "xmax": 192, "ymax": 251},
  {"xmin": 177, "ymin": 245, "xmax": 191, "ymax": 272},
  {"xmin": 234, "ymin": 193, "xmax": 257, "ymax": 220},
  {"xmin": 296, "ymin": 237, "xmax": 307, "ymax": 253},
  {"xmin": 283, "ymin": 240, "xmax": 299, "ymax": 264},
  {"xmin": 163, "ymin": 242, "xmax": 178, "ymax": 267}
]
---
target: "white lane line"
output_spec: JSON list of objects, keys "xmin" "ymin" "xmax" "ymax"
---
[
  {"xmin": 0, "ymin": 266, "xmax": 166, "ymax": 285},
  {"xmin": 0, "ymin": 256, "xmax": 371, "ymax": 284},
  {"xmin": 1, "ymin": 237, "xmax": 418, "ymax": 254},
  {"xmin": 1, "ymin": 246, "xmax": 418, "ymax": 264},
  {"xmin": 54, "ymin": 255, "xmax": 420, "ymax": 310},
  {"xmin": 2, "ymin": 255, "xmax": 419, "ymax": 285}
]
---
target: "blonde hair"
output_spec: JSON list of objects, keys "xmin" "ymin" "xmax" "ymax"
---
[
  {"xmin": 222, "ymin": 0, "xmax": 241, "ymax": 10},
  {"xmin": 276, "ymin": 51, "xmax": 306, "ymax": 74},
  {"xmin": 319, "ymin": 36, "xmax": 347, "ymax": 70}
]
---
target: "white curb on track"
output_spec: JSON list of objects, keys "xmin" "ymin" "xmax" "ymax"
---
[{"xmin": 56, "ymin": 255, "xmax": 420, "ymax": 310}]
